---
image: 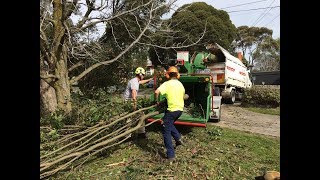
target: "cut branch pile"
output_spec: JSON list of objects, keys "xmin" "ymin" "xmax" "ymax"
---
[{"xmin": 40, "ymin": 105, "xmax": 160, "ymax": 179}]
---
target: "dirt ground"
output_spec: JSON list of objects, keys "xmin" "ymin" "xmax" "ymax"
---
[{"xmin": 212, "ymin": 103, "xmax": 280, "ymax": 137}]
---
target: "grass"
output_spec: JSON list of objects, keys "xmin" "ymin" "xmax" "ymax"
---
[
  {"xmin": 49, "ymin": 124, "xmax": 280, "ymax": 180},
  {"xmin": 244, "ymin": 106, "xmax": 280, "ymax": 115}
]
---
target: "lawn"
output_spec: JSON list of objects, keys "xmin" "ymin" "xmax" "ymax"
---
[
  {"xmin": 50, "ymin": 124, "xmax": 280, "ymax": 180},
  {"xmin": 244, "ymin": 106, "xmax": 280, "ymax": 116}
]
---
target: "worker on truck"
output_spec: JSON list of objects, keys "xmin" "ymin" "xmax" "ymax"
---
[
  {"xmin": 155, "ymin": 66, "xmax": 185, "ymax": 162},
  {"xmin": 123, "ymin": 67, "xmax": 153, "ymax": 139}
]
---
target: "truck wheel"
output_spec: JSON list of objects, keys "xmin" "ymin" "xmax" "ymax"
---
[{"xmin": 225, "ymin": 90, "xmax": 235, "ymax": 104}]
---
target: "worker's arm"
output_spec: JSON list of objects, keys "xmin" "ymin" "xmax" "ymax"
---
[
  {"xmin": 132, "ymin": 89, "xmax": 137, "ymax": 110},
  {"xmin": 154, "ymin": 88, "xmax": 162, "ymax": 106},
  {"xmin": 139, "ymin": 78, "xmax": 153, "ymax": 84},
  {"xmin": 132, "ymin": 89, "xmax": 137, "ymax": 102},
  {"xmin": 155, "ymin": 89, "xmax": 160, "ymax": 101}
]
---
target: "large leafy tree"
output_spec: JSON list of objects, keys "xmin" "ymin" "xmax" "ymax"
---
[
  {"xmin": 149, "ymin": 2, "xmax": 237, "ymax": 66},
  {"xmin": 40, "ymin": 0, "xmax": 205, "ymax": 115},
  {"xmin": 233, "ymin": 26, "xmax": 273, "ymax": 67},
  {"xmin": 252, "ymin": 37, "xmax": 280, "ymax": 71}
]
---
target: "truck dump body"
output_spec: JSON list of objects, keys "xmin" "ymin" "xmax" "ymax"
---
[{"xmin": 196, "ymin": 44, "xmax": 252, "ymax": 89}]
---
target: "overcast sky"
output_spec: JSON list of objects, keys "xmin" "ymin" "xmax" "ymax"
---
[{"xmin": 164, "ymin": 0, "xmax": 280, "ymax": 38}]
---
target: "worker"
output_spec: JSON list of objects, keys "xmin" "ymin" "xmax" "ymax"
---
[
  {"xmin": 123, "ymin": 67, "xmax": 153, "ymax": 139},
  {"xmin": 154, "ymin": 66, "xmax": 185, "ymax": 162}
]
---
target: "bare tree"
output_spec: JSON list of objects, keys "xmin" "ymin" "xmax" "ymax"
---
[{"xmin": 40, "ymin": 0, "xmax": 206, "ymax": 114}]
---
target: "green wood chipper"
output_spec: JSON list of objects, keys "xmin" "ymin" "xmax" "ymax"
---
[{"xmin": 147, "ymin": 49, "xmax": 222, "ymax": 127}]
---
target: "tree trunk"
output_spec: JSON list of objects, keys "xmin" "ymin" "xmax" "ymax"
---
[
  {"xmin": 54, "ymin": 55, "xmax": 72, "ymax": 114},
  {"xmin": 40, "ymin": 79, "xmax": 57, "ymax": 114}
]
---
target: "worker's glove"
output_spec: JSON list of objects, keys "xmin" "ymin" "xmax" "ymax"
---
[{"xmin": 155, "ymin": 101, "xmax": 160, "ymax": 106}]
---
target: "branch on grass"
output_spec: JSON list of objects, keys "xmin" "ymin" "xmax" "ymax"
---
[{"xmin": 40, "ymin": 110, "xmax": 159, "ymax": 179}]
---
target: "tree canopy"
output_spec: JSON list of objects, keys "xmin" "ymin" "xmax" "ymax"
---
[
  {"xmin": 233, "ymin": 26, "xmax": 273, "ymax": 67},
  {"xmin": 40, "ymin": 0, "xmax": 204, "ymax": 114},
  {"xmin": 149, "ymin": 2, "xmax": 237, "ymax": 66},
  {"xmin": 253, "ymin": 37, "xmax": 280, "ymax": 71}
]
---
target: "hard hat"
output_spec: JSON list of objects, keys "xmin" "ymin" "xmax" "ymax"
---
[
  {"xmin": 165, "ymin": 66, "xmax": 180, "ymax": 79},
  {"xmin": 135, "ymin": 67, "xmax": 146, "ymax": 75}
]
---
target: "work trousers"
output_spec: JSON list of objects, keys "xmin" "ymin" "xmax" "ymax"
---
[{"xmin": 162, "ymin": 110, "xmax": 182, "ymax": 159}]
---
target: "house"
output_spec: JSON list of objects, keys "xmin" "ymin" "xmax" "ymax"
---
[
  {"xmin": 146, "ymin": 58, "xmax": 154, "ymax": 76},
  {"xmin": 250, "ymin": 71, "xmax": 280, "ymax": 85}
]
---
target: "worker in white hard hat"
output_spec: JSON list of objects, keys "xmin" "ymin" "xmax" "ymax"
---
[{"xmin": 123, "ymin": 67, "xmax": 153, "ymax": 139}]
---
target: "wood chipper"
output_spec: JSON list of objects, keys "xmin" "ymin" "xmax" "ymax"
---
[{"xmin": 147, "ymin": 49, "xmax": 222, "ymax": 127}]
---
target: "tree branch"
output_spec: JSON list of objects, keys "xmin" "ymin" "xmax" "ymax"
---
[
  {"xmin": 68, "ymin": 61, "xmax": 84, "ymax": 72},
  {"xmin": 40, "ymin": 29, "xmax": 54, "ymax": 68},
  {"xmin": 70, "ymin": 16, "xmax": 152, "ymax": 85},
  {"xmin": 138, "ymin": 21, "xmax": 207, "ymax": 49},
  {"xmin": 63, "ymin": 0, "xmax": 79, "ymax": 21},
  {"xmin": 74, "ymin": 0, "xmax": 153, "ymax": 32},
  {"xmin": 75, "ymin": 0, "xmax": 95, "ymax": 29},
  {"xmin": 40, "ymin": 74, "xmax": 59, "ymax": 80}
]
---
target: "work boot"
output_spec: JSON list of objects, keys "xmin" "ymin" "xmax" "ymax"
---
[
  {"xmin": 166, "ymin": 157, "xmax": 176, "ymax": 164},
  {"xmin": 137, "ymin": 133, "xmax": 147, "ymax": 139},
  {"xmin": 175, "ymin": 137, "xmax": 184, "ymax": 147}
]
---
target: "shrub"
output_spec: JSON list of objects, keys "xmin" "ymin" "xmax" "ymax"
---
[
  {"xmin": 41, "ymin": 88, "xmax": 155, "ymax": 128},
  {"xmin": 242, "ymin": 86, "xmax": 280, "ymax": 107}
]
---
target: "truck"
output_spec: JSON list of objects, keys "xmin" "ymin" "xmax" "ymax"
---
[
  {"xmin": 146, "ymin": 42, "xmax": 252, "ymax": 127},
  {"xmin": 193, "ymin": 43, "xmax": 252, "ymax": 104}
]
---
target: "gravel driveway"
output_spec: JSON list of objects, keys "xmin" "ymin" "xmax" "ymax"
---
[{"xmin": 212, "ymin": 103, "xmax": 280, "ymax": 137}]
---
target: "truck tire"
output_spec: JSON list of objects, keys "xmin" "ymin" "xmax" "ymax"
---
[{"xmin": 225, "ymin": 90, "xmax": 235, "ymax": 104}]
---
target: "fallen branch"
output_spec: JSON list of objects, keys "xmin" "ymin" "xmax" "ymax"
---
[{"xmin": 40, "ymin": 105, "xmax": 159, "ymax": 179}]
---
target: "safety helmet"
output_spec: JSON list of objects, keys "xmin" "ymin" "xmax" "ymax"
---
[
  {"xmin": 135, "ymin": 67, "xmax": 146, "ymax": 75},
  {"xmin": 165, "ymin": 66, "xmax": 180, "ymax": 79}
]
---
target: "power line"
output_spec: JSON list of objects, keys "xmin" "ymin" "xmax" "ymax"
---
[
  {"xmin": 252, "ymin": 7, "xmax": 273, "ymax": 26},
  {"xmin": 221, "ymin": 0, "xmax": 267, "ymax": 9},
  {"xmin": 227, "ymin": 6, "xmax": 279, "ymax": 13},
  {"xmin": 264, "ymin": 13, "xmax": 280, "ymax": 26},
  {"xmin": 252, "ymin": 0, "xmax": 276, "ymax": 26}
]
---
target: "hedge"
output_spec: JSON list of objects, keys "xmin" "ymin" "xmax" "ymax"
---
[{"xmin": 242, "ymin": 86, "xmax": 280, "ymax": 107}]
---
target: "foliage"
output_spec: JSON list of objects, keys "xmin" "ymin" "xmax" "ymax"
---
[
  {"xmin": 40, "ymin": 110, "xmax": 69, "ymax": 129},
  {"xmin": 253, "ymin": 37, "xmax": 280, "ymax": 71},
  {"xmin": 40, "ymin": 130, "xmax": 60, "ymax": 144},
  {"xmin": 174, "ymin": 2, "xmax": 237, "ymax": 49},
  {"xmin": 149, "ymin": 2, "xmax": 237, "ymax": 66},
  {"xmin": 184, "ymin": 103, "xmax": 206, "ymax": 119},
  {"xmin": 242, "ymin": 87, "xmax": 280, "ymax": 107},
  {"xmin": 40, "ymin": 0, "xmax": 184, "ymax": 114},
  {"xmin": 41, "ymin": 89, "xmax": 155, "ymax": 128},
  {"xmin": 233, "ymin": 26, "xmax": 273, "ymax": 66}
]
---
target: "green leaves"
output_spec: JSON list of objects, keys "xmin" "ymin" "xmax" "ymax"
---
[
  {"xmin": 149, "ymin": 2, "xmax": 237, "ymax": 65},
  {"xmin": 242, "ymin": 87, "xmax": 280, "ymax": 107}
]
